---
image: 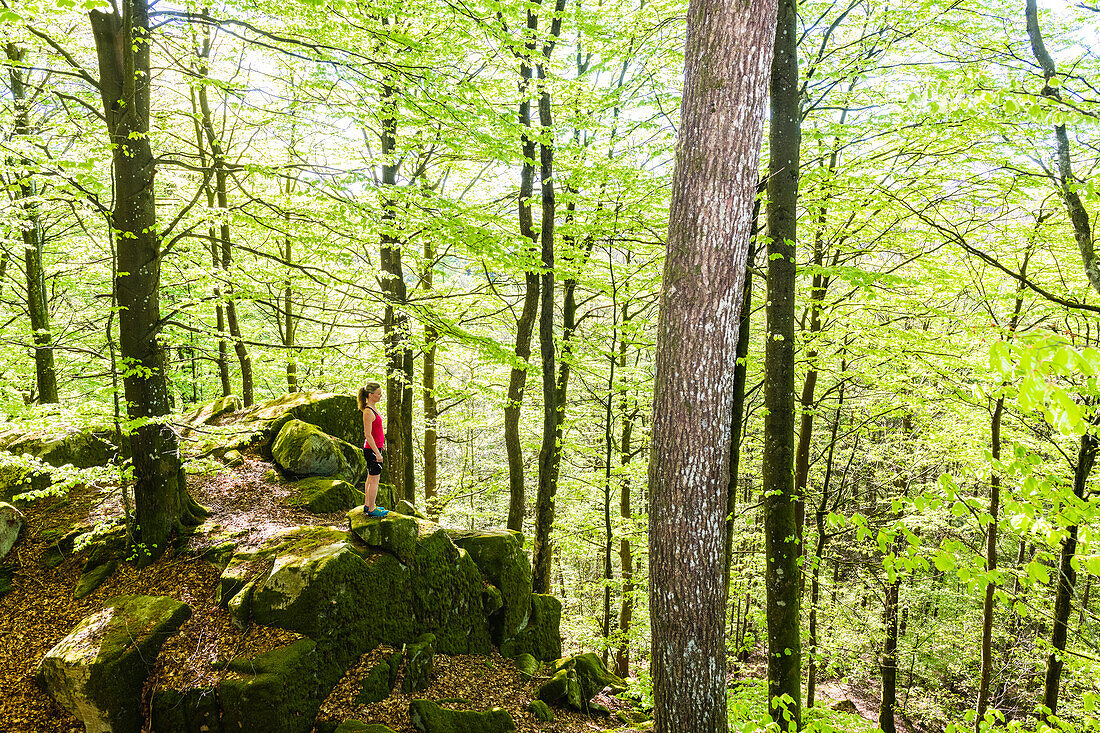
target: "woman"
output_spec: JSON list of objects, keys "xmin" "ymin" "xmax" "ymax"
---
[{"xmin": 358, "ymin": 383, "xmax": 389, "ymax": 517}]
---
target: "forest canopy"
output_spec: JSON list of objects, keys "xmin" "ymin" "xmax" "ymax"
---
[{"xmin": 2, "ymin": 0, "xmax": 1100, "ymax": 730}]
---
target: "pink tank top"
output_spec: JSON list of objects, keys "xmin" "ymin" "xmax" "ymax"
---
[{"xmin": 367, "ymin": 408, "xmax": 385, "ymax": 452}]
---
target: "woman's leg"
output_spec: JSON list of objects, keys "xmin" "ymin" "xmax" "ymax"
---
[{"xmin": 365, "ymin": 473, "xmax": 380, "ymax": 511}]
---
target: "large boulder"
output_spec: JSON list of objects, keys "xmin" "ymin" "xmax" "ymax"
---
[
  {"xmin": 0, "ymin": 502, "xmax": 24, "ymax": 558},
  {"xmin": 409, "ymin": 700, "xmax": 515, "ymax": 733},
  {"xmin": 288, "ymin": 477, "xmax": 361, "ymax": 514},
  {"xmin": 0, "ymin": 423, "xmax": 116, "ymax": 469},
  {"xmin": 217, "ymin": 638, "xmax": 320, "ymax": 733},
  {"xmin": 447, "ymin": 528, "xmax": 531, "ymax": 645},
  {"xmin": 37, "ymin": 595, "xmax": 191, "ymax": 733},
  {"xmin": 499, "ymin": 594, "xmax": 562, "ymax": 662},
  {"xmin": 537, "ymin": 653, "xmax": 626, "ymax": 713},
  {"xmin": 178, "ymin": 391, "xmax": 363, "ymax": 458},
  {"xmin": 0, "ymin": 454, "xmax": 51, "ymax": 501},
  {"xmin": 272, "ymin": 420, "xmax": 366, "ymax": 485}
]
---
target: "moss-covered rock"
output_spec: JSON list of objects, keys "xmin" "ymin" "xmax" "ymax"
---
[
  {"xmin": 335, "ymin": 723, "xmax": 399, "ymax": 733},
  {"xmin": 355, "ymin": 650, "xmax": 401, "ymax": 704},
  {"xmin": 217, "ymin": 638, "xmax": 319, "ymax": 733},
  {"xmin": 499, "ymin": 594, "xmax": 561, "ymax": 662},
  {"xmin": 537, "ymin": 653, "xmax": 626, "ymax": 713},
  {"xmin": 527, "ymin": 699, "xmax": 554, "ymax": 722},
  {"xmin": 37, "ymin": 595, "xmax": 192, "ymax": 733},
  {"xmin": 0, "ymin": 420, "xmax": 117, "ymax": 469},
  {"xmin": 289, "ymin": 477, "xmax": 360, "ymax": 514},
  {"xmin": 272, "ymin": 420, "xmax": 366, "ymax": 484},
  {"xmin": 0, "ymin": 502, "xmax": 24, "ymax": 558},
  {"xmin": 178, "ymin": 391, "xmax": 362, "ymax": 459},
  {"xmin": 149, "ymin": 687, "xmax": 219, "ymax": 733},
  {"xmin": 349, "ymin": 509, "xmax": 419, "ymax": 564},
  {"xmin": 0, "ymin": 455, "xmax": 50, "ymax": 502},
  {"xmin": 447, "ymin": 528, "xmax": 531, "ymax": 646},
  {"xmin": 513, "ymin": 653, "xmax": 539, "ymax": 681},
  {"xmin": 402, "ymin": 633, "xmax": 435, "ymax": 693},
  {"xmin": 409, "ymin": 700, "xmax": 516, "ymax": 733},
  {"xmin": 0, "ymin": 565, "xmax": 14, "ymax": 597},
  {"xmin": 411, "ymin": 522, "xmax": 492, "ymax": 655},
  {"xmin": 74, "ymin": 559, "xmax": 118, "ymax": 599}
]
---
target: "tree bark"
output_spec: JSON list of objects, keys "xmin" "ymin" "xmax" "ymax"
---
[
  {"xmin": 505, "ymin": 5, "xmax": 542, "ymax": 532},
  {"xmin": 378, "ymin": 55, "xmax": 414, "ymax": 505},
  {"xmin": 5, "ymin": 44, "xmax": 59, "ymax": 404},
  {"xmin": 531, "ymin": 0, "xmax": 567, "ymax": 595},
  {"xmin": 647, "ymin": 0, "xmax": 776, "ymax": 730},
  {"xmin": 976, "ymin": 262, "xmax": 1027, "ymax": 729},
  {"xmin": 1043, "ymin": 429, "xmax": 1096, "ymax": 718},
  {"xmin": 423, "ymin": 238, "xmax": 438, "ymax": 506},
  {"xmin": 90, "ymin": 0, "xmax": 204, "ymax": 565},
  {"xmin": 616, "ymin": 296, "xmax": 636, "ymax": 678},
  {"xmin": 762, "ymin": 0, "xmax": 802, "ymax": 725},
  {"xmin": 807, "ymin": 378, "xmax": 842, "ymax": 709},
  {"xmin": 194, "ymin": 28, "xmax": 253, "ymax": 406},
  {"xmin": 724, "ymin": 225, "xmax": 756, "ymax": 599}
]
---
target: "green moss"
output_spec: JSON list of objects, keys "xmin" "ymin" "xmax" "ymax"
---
[
  {"xmin": 335, "ymin": 722, "xmax": 399, "ymax": 733},
  {"xmin": 411, "ymin": 527, "xmax": 491, "ymax": 655},
  {"xmin": 500, "ymin": 594, "xmax": 561, "ymax": 662},
  {"xmin": 513, "ymin": 653, "xmax": 539, "ymax": 681},
  {"xmin": 402, "ymin": 633, "xmax": 435, "ymax": 693},
  {"xmin": 448, "ymin": 529, "xmax": 531, "ymax": 645},
  {"xmin": 355, "ymin": 652, "xmax": 400, "ymax": 704},
  {"xmin": 38, "ymin": 595, "xmax": 191, "ymax": 733},
  {"xmin": 408, "ymin": 699, "xmax": 516, "ymax": 733},
  {"xmin": 150, "ymin": 687, "xmax": 219, "ymax": 733},
  {"xmin": 537, "ymin": 653, "xmax": 626, "ymax": 713},
  {"xmin": 73, "ymin": 559, "xmax": 117, "ymax": 599},
  {"xmin": 289, "ymin": 478, "xmax": 359, "ymax": 514},
  {"xmin": 527, "ymin": 699, "xmax": 554, "ymax": 722},
  {"xmin": 537, "ymin": 667, "xmax": 585, "ymax": 711}
]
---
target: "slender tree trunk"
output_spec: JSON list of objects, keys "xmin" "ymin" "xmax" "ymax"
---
[
  {"xmin": 531, "ymin": 0, "xmax": 568, "ymax": 595},
  {"xmin": 5, "ymin": 44, "xmax": 59, "ymax": 404},
  {"xmin": 879, "ymin": 573, "xmax": 900, "ymax": 733},
  {"xmin": 724, "ymin": 224, "xmax": 757, "ymax": 599},
  {"xmin": 602, "ymin": 311, "xmax": 616, "ymax": 666},
  {"xmin": 807, "ymin": 378, "xmax": 842, "ymax": 709},
  {"xmin": 647, "ymin": 0, "xmax": 776, "ymax": 729},
  {"xmin": 616, "ymin": 297, "xmax": 636, "ymax": 678},
  {"xmin": 976, "ymin": 266, "xmax": 1027, "ymax": 728},
  {"xmin": 505, "ymin": 7, "xmax": 542, "ymax": 532},
  {"xmin": 762, "ymin": 0, "xmax": 802, "ymax": 725},
  {"xmin": 1043, "ymin": 430, "xmax": 1097, "ymax": 718},
  {"xmin": 422, "ymin": 239, "xmax": 438, "ymax": 507},
  {"xmin": 195, "ymin": 29, "xmax": 253, "ymax": 405},
  {"xmin": 91, "ymin": 0, "xmax": 204, "ymax": 565}
]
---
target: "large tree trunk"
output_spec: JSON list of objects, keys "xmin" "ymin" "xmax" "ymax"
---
[
  {"xmin": 378, "ymin": 60, "xmax": 415, "ymax": 505},
  {"xmin": 647, "ymin": 0, "xmax": 776, "ymax": 729},
  {"xmin": 5, "ymin": 44, "xmax": 59, "ymax": 404},
  {"xmin": 531, "ymin": 0, "xmax": 567, "ymax": 595},
  {"xmin": 505, "ymin": 7, "xmax": 541, "ymax": 532},
  {"xmin": 91, "ymin": 0, "xmax": 204, "ymax": 565},
  {"xmin": 762, "ymin": 0, "xmax": 802, "ymax": 725}
]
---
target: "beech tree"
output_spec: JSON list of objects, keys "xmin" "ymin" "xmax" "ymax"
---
[{"xmin": 647, "ymin": 0, "xmax": 777, "ymax": 730}]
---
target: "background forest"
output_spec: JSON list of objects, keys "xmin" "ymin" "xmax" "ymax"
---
[{"xmin": 2, "ymin": 0, "xmax": 1100, "ymax": 729}]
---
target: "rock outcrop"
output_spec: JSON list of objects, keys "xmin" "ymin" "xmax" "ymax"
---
[
  {"xmin": 537, "ymin": 653, "xmax": 626, "ymax": 713},
  {"xmin": 0, "ymin": 423, "xmax": 116, "ymax": 469},
  {"xmin": 0, "ymin": 502, "xmax": 24, "ymax": 557},
  {"xmin": 272, "ymin": 420, "xmax": 366, "ymax": 485},
  {"xmin": 408, "ymin": 700, "xmax": 516, "ymax": 733},
  {"xmin": 179, "ymin": 391, "xmax": 363, "ymax": 458},
  {"xmin": 37, "ymin": 595, "xmax": 191, "ymax": 733},
  {"xmin": 288, "ymin": 477, "xmax": 361, "ymax": 514}
]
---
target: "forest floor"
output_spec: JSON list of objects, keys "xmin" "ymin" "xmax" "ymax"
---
[{"xmin": 0, "ymin": 455, "xmax": 627, "ymax": 733}]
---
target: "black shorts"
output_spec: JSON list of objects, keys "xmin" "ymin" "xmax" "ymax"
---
[{"xmin": 364, "ymin": 448, "xmax": 382, "ymax": 476}]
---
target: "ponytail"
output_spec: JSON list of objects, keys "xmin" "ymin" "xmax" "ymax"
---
[{"xmin": 358, "ymin": 383, "xmax": 381, "ymax": 410}]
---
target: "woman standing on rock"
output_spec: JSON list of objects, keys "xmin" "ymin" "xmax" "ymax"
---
[{"xmin": 358, "ymin": 383, "xmax": 389, "ymax": 517}]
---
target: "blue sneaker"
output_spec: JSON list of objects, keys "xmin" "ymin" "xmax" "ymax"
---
[{"xmin": 368, "ymin": 507, "xmax": 389, "ymax": 518}]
